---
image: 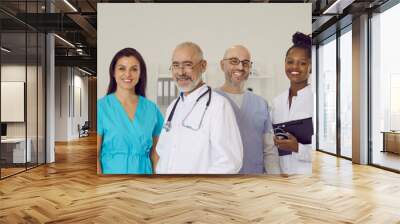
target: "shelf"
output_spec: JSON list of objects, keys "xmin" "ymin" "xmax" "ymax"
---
[{"xmin": 157, "ymin": 74, "xmax": 172, "ymax": 78}]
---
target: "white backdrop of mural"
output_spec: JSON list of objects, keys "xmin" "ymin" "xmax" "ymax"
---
[{"xmin": 97, "ymin": 3, "xmax": 311, "ymax": 114}]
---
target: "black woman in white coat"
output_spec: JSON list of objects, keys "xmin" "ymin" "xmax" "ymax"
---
[{"xmin": 269, "ymin": 32, "xmax": 314, "ymax": 175}]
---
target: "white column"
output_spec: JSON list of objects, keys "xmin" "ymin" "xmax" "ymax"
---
[
  {"xmin": 352, "ymin": 14, "xmax": 369, "ymax": 164},
  {"xmin": 46, "ymin": 33, "xmax": 55, "ymax": 163},
  {"xmin": 45, "ymin": 0, "xmax": 56, "ymax": 163}
]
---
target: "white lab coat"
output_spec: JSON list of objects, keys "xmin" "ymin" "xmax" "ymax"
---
[
  {"xmin": 264, "ymin": 132, "xmax": 281, "ymax": 174},
  {"xmin": 156, "ymin": 84, "xmax": 243, "ymax": 174},
  {"xmin": 271, "ymin": 85, "xmax": 314, "ymax": 175}
]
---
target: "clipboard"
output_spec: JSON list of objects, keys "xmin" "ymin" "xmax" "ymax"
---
[{"xmin": 272, "ymin": 117, "xmax": 313, "ymax": 156}]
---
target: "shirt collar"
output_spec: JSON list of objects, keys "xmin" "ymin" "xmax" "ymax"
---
[
  {"xmin": 180, "ymin": 83, "xmax": 208, "ymax": 103},
  {"xmin": 297, "ymin": 84, "xmax": 312, "ymax": 96},
  {"xmin": 288, "ymin": 84, "xmax": 312, "ymax": 97}
]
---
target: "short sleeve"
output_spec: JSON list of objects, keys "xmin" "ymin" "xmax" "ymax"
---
[
  {"xmin": 152, "ymin": 105, "xmax": 164, "ymax": 137},
  {"xmin": 97, "ymin": 100, "xmax": 104, "ymax": 136}
]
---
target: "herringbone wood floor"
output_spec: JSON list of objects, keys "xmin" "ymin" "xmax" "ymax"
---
[{"xmin": 1, "ymin": 135, "xmax": 400, "ymax": 224}]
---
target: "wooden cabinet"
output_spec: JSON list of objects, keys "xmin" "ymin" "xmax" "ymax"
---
[{"xmin": 382, "ymin": 132, "xmax": 400, "ymax": 154}]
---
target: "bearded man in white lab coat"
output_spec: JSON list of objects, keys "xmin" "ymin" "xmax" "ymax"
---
[{"xmin": 155, "ymin": 42, "xmax": 243, "ymax": 174}]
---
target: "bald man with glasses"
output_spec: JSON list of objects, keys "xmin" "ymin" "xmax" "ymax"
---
[{"xmin": 216, "ymin": 45, "xmax": 280, "ymax": 174}]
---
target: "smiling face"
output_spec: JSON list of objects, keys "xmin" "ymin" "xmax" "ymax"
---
[
  {"xmin": 171, "ymin": 46, "xmax": 206, "ymax": 93},
  {"xmin": 114, "ymin": 56, "xmax": 140, "ymax": 92},
  {"xmin": 285, "ymin": 47, "xmax": 311, "ymax": 85},
  {"xmin": 220, "ymin": 46, "xmax": 252, "ymax": 89}
]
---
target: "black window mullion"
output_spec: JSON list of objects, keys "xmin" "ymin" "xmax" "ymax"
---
[
  {"xmin": 316, "ymin": 44, "xmax": 320, "ymax": 151},
  {"xmin": 336, "ymin": 30, "xmax": 341, "ymax": 157},
  {"xmin": 36, "ymin": 18, "xmax": 39, "ymax": 168},
  {"xmin": 25, "ymin": 0, "xmax": 28, "ymax": 171},
  {"xmin": 367, "ymin": 11, "xmax": 373, "ymax": 165},
  {"xmin": 44, "ymin": 0, "xmax": 48, "ymax": 165},
  {"xmin": 0, "ymin": 27, "xmax": 2, "ymax": 179}
]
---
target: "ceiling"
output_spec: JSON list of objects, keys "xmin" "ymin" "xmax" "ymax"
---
[{"xmin": 0, "ymin": 0, "xmax": 390, "ymax": 75}]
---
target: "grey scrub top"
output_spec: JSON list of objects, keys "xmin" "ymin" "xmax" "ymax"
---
[{"xmin": 215, "ymin": 89, "xmax": 272, "ymax": 174}]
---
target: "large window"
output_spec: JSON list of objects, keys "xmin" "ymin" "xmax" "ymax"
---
[
  {"xmin": 317, "ymin": 27, "xmax": 353, "ymax": 159},
  {"xmin": 339, "ymin": 28, "xmax": 352, "ymax": 158},
  {"xmin": 370, "ymin": 2, "xmax": 400, "ymax": 171},
  {"xmin": 317, "ymin": 36, "xmax": 337, "ymax": 155},
  {"xmin": 0, "ymin": 1, "xmax": 47, "ymax": 179},
  {"xmin": 1, "ymin": 31, "xmax": 28, "ymax": 178}
]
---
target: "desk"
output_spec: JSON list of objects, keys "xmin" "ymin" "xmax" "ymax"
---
[
  {"xmin": 1, "ymin": 138, "xmax": 31, "ymax": 163},
  {"xmin": 382, "ymin": 131, "xmax": 400, "ymax": 154}
]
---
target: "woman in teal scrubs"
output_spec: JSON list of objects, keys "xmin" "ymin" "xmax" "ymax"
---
[{"xmin": 97, "ymin": 48, "xmax": 164, "ymax": 174}]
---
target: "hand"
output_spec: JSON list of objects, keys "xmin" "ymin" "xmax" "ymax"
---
[
  {"xmin": 97, "ymin": 160, "xmax": 102, "ymax": 175},
  {"xmin": 274, "ymin": 133, "xmax": 299, "ymax": 152}
]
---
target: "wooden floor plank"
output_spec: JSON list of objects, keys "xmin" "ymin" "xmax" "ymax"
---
[{"xmin": 0, "ymin": 135, "xmax": 399, "ymax": 223}]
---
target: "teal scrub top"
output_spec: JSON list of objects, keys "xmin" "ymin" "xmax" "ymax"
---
[{"xmin": 97, "ymin": 94, "xmax": 164, "ymax": 174}]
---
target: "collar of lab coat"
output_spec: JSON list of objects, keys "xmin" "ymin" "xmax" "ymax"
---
[
  {"xmin": 180, "ymin": 83, "xmax": 208, "ymax": 103},
  {"xmin": 288, "ymin": 84, "xmax": 312, "ymax": 98}
]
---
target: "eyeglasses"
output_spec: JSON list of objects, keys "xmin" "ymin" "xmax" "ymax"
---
[
  {"xmin": 170, "ymin": 60, "xmax": 203, "ymax": 72},
  {"xmin": 223, "ymin": 57, "xmax": 252, "ymax": 69}
]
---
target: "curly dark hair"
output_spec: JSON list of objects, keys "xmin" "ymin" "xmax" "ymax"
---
[{"xmin": 285, "ymin": 32, "xmax": 312, "ymax": 59}]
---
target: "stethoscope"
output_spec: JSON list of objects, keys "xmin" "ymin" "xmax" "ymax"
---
[{"xmin": 164, "ymin": 86, "xmax": 212, "ymax": 132}]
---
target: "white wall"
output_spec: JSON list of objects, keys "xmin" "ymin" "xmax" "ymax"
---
[
  {"xmin": 72, "ymin": 72, "xmax": 89, "ymax": 138},
  {"xmin": 97, "ymin": 3, "xmax": 311, "ymax": 106},
  {"xmin": 1, "ymin": 64, "xmax": 46, "ymax": 164},
  {"xmin": 1, "ymin": 65, "xmax": 26, "ymax": 140},
  {"xmin": 55, "ymin": 67, "xmax": 68, "ymax": 141},
  {"xmin": 1, "ymin": 65, "xmax": 33, "ymax": 138},
  {"xmin": 55, "ymin": 67, "xmax": 89, "ymax": 141}
]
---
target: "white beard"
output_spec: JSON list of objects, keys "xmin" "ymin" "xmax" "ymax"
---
[{"xmin": 175, "ymin": 75, "xmax": 203, "ymax": 93}]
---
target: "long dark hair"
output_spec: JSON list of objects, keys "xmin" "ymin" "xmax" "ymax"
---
[
  {"xmin": 286, "ymin": 32, "xmax": 312, "ymax": 59},
  {"xmin": 107, "ymin": 47, "xmax": 147, "ymax": 97}
]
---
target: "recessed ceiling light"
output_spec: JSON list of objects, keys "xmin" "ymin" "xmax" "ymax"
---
[
  {"xmin": 63, "ymin": 0, "xmax": 78, "ymax": 12},
  {"xmin": 54, "ymin": 34, "xmax": 75, "ymax": 48},
  {"xmin": 323, "ymin": 0, "xmax": 355, "ymax": 15},
  {"xmin": 1, "ymin": 47, "xmax": 11, "ymax": 53},
  {"xmin": 77, "ymin": 67, "xmax": 93, "ymax": 76}
]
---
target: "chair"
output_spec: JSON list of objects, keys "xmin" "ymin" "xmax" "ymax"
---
[{"xmin": 78, "ymin": 121, "xmax": 90, "ymax": 138}]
